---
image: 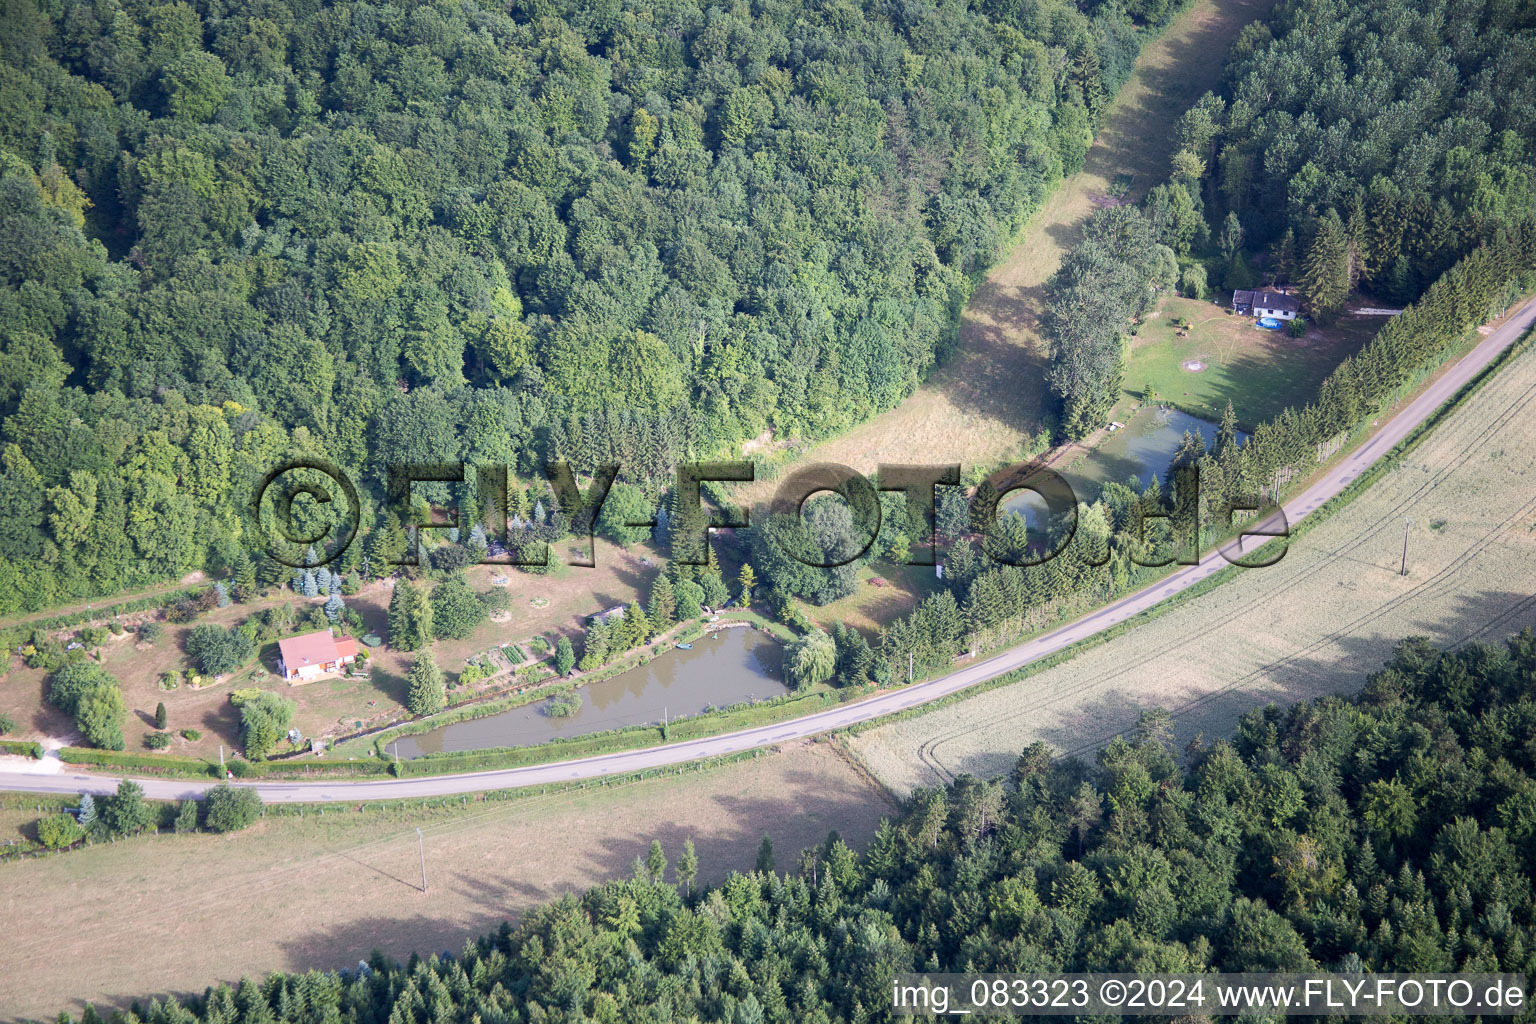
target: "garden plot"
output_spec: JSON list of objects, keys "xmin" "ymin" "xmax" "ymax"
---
[{"xmin": 850, "ymin": 342, "xmax": 1536, "ymax": 795}]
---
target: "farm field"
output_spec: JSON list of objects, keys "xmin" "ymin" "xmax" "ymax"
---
[
  {"xmin": 0, "ymin": 741, "xmax": 891, "ymax": 1021},
  {"xmin": 849, "ymin": 338, "xmax": 1536, "ymax": 795},
  {"xmin": 728, "ymin": 0, "xmax": 1278, "ymax": 512},
  {"xmin": 1126, "ymin": 295, "xmax": 1381, "ymax": 427},
  {"xmin": 0, "ymin": 538, "xmax": 662, "ymax": 760}
]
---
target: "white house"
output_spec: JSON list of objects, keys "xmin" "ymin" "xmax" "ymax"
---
[
  {"xmin": 1232, "ymin": 287, "xmax": 1300, "ymax": 320},
  {"xmin": 277, "ymin": 630, "xmax": 358, "ymax": 682}
]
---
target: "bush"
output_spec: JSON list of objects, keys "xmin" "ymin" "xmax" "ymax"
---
[
  {"xmin": 186, "ymin": 623, "xmax": 255, "ymax": 676},
  {"xmin": 181, "ymin": 728, "xmax": 202, "ymax": 741},
  {"xmin": 138, "ymin": 621, "xmax": 164, "ymax": 644},
  {"xmin": 225, "ymin": 757, "xmax": 250, "ymax": 777},
  {"xmin": 203, "ymin": 783, "xmax": 262, "ymax": 832},
  {"xmin": 543, "ymin": 688, "xmax": 583, "ymax": 718},
  {"xmin": 1287, "ymin": 317, "xmax": 1307, "ymax": 337},
  {"xmin": 49, "ymin": 663, "xmax": 127, "ymax": 750},
  {"xmin": 0, "ymin": 712, "xmax": 13, "ymax": 735},
  {"xmin": 0, "ymin": 739, "xmax": 43, "ymax": 758},
  {"xmin": 144, "ymin": 732, "xmax": 172, "ymax": 750},
  {"xmin": 36, "ymin": 813, "xmax": 85, "ymax": 849},
  {"xmin": 173, "ymin": 799, "xmax": 199, "ymax": 834}
]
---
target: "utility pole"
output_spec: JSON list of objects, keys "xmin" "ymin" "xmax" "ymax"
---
[
  {"xmin": 219, "ymin": 745, "xmax": 224, "ymax": 770},
  {"xmin": 1400, "ymin": 517, "xmax": 1412, "ymax": 576},
  {"xmin": 416, "ymin": 828, "xmax": 426, "ymax": 893},
  {"xmin": 908, "ymin": 651, "xmax": 914, "ymax": 684},
  {"xmin": 392, "ymin": 742, "xmax": 399, "ymax": 768}
]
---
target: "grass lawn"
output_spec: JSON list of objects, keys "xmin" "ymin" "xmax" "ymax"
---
[
  {"xmin": 1127, "ymin": 295, "xmax": 1382, "ymax": 427},
  {"xmin": 799, "ymin": 560, "xmax": 945, "ymax": 638}
]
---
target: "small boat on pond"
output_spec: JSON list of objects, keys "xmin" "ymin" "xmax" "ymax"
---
[{"xmin": 675, "ymin": 642, "xmax": 693, "ymax": 650}]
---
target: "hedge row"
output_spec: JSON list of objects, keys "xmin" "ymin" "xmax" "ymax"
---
[
  {"xmin": 0, "ymin": 739, "xmax": 43, "ymax": 759},
  {"xmin": 0, "ymin": 586, "xmax": 204, "ymax": 649}
]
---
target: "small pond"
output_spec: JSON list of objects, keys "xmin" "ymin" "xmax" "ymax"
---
[{"xmin": 393, "ymin": 626, "xmax": 787, "ymax": 757}]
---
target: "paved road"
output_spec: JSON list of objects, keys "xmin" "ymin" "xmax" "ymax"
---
[{"xmin": 4, "ymin": 300, "xmax": 1534, "ymax": 803}]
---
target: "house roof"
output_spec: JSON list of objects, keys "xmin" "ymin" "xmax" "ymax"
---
[
  {"xmin": 1232, "ymin": 289, "xmax": 1255, "ymax": 305},
  {"xmin": 278, "ymin": 630, "xmax": 339, "ymax": 669},
  {"xmin": 333, "ymin": 636, "xmax": 359, "ymax": 660},
  {"xmin": 1252, "ymin": 289, "xmax": 1300, "ymax": 312}
]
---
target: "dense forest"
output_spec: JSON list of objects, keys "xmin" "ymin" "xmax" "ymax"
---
[
  {"xmin": 52, "ymin": 629, "xmax": 1536, "ymax": 1023},
  {"xmin": 0, "ymin": 0, "xmax": 1185, "ymax": 615},
  {"xmin": 1044, "ymin": 0, "xmax": 1536, "ymax": 436}
]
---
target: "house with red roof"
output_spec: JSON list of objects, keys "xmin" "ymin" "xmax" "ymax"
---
[{"xmin": 277, "ymin": 630, "xmax": 359, "ymax": 683}]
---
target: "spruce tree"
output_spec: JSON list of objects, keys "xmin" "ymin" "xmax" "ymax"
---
[
  {"xmin": 736, "ymin": 563, "xmax": 757, "ymax": 605},
  {"xmin": 76, "ymin": 793, "xmax": 96, "ymax": 828},
  {"xmin": 154, "ymin": 702, "xmax": 167, "ymax": 729},
  {"xmin": 300, "ymin": 570, "xmax": 319, "ymax": 598},
  {"xmin": 324, "ymin": 592, "xmax": 344, "ymax": 622},
  {"xmin": 647, "ymin": 575, "xmax": 677, "ymax": 628},
  {"xmin": 1301, "ymin": 209, "xmax": 1350, "ymax": 320},
  {"xmin": 554, "ymin": 635, "xmax": 575, "ymax": 676},
  {"xmin": 406, "ymin": 647, "xmax": 446, "ymax": 717},
  {"xmin": 677, "ymin": 838, "xmax": 698, "ymax": 895},
  {"xmin": 755, "ymin": 834, "xmax": 775, "ymax": 874},
  {"xmin": 388, "ymin": 580, "xmax": 431, "ymax": 652},
  {"xmin": 230, "ymin": 551, "xmax": 256, "ymax": 592}
]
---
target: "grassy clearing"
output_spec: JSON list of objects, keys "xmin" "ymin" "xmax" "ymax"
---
[
  {"xmin": 1127, "ymin": 296, "xmax": 1382, "ymax": 426},
  {"xmin": 849, "ymin": 331, "xmax": 1536, "ymax": 795},
  {"xmin": 0, "ymin": 741, "xmax": 892, "ymax": 1022},
  {"xmin": 0, "ymin": 537, "xmax": 663, "ymax": 761}
]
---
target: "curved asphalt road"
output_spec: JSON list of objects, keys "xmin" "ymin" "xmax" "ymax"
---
[{"xmin": 5, "ymin": 300, "xmax": 1534, "ymax": 803}]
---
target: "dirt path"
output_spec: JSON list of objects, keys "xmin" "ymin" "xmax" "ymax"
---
[{"xmin": 734, "ymin": 0, "xmax": 1277, "ymax": 506}]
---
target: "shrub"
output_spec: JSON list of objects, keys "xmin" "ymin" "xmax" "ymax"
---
[
  {"xmin": 203, "ymin": 784, "xmax": 262, "ymax": 832},
  {"xmin": 144, "ymin": 732, "xmax": 172, "ymax": 750},
  {"xmin": 102, "ymin": 779, "xmax": 154, "ymax": 836},
  {"xmin": 137, "ymin": 622, "xmax": 163, "ymax": 644},
  {"xmin": 36, "ymin": 813, "xmax": 85, "ymax": 849},
  {"xmin": 0, "ymin": 712, "xmax": 13, "ymax": 735},
  {"xmin": 186, "ymin": 623, "xmax": 255, "ymax": 676},
  {"xmin": 225, "ymin": 758, "xmax": 250, "ymax": 778},
  {"xmin": 181, "ymin": 728, "xmax": 202, "ymax": 741},
  {"xmin": 543, "ymin": 688, "xmax": 583, "ymax": 718},
  {"xmin": 173, "ymin": 799, "xmax": 199, "ymax": 834},
  {"xmin": 1287, "ymin": 317, "xmax": 1308, "ymax": 337},
  {"xmin": 230, "ymin": 690, "xmax": 295, "ymax": 760},
  {"xmin": 49, "ymin": 663, "xmax": 127, "ymax": 750},
  {"xmin": 429, "ymin": 574, "xmax": 486, "ymax": 640}
]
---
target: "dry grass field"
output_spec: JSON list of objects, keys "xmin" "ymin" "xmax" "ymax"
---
[
  {"xmin": 729, "ymin": 0, "xmax": 1278, "ymax": 512},
  {"xmin": 0, "ymin": 741, "xmax": 892, "ymax": 1022},
  {"xmin": 849, "ymin": 341, "xmax": 1536, "ymax": 795}
]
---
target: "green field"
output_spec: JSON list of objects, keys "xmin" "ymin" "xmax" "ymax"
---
[{"xmin": 1126, "ymin": 295, "xmax": 1381, "ymax": 427}]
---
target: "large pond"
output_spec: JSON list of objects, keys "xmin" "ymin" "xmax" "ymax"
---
[
  {"xmin": 1002, "ymin": 406, "xmax": 1247, "ymax": 527},
  {"xmin": 393, "ymin": 626, "xmax": 787, "ymax": 757}
]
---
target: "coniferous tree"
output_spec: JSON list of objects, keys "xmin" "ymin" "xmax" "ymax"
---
[
  {"xmin": 1301, "ymin": 209, "xmax": 1351, "ymax": 320},
  {"xmin": 388, "ymin": 580, "xmax": 432, "ymax": 652},
  {"xmin": 406, "ymin": 647, "xmax": 446, "ymax": 717},
  {"xmin": 554, "ymin": 635, "xmax": 575, "ymax": 676}
]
